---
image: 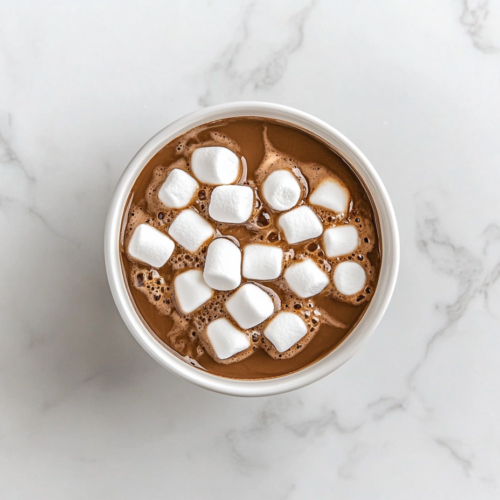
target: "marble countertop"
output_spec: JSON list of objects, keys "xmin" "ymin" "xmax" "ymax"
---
[{"xmin": 1, "ymin": 0, "xmax": 500, "ymax": 498}]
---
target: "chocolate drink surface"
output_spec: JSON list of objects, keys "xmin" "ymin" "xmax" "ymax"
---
[{"xmin": 120, "ymin": 117, "xmax": 381, "ymax": 380}]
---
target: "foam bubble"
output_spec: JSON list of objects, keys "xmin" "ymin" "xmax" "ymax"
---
[{"xmin": 131, "ymin": 265, "xmax": 172, "ymax": 315}]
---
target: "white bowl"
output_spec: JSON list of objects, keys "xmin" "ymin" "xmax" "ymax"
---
[{"xmin": 104, "ymin": 102, "xmax": 399, "ymax": 397}]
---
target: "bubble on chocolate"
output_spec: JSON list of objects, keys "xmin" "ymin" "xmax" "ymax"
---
[{"xmin": 131, "ymin": 265, "xmax": 172, "ymax": 315}]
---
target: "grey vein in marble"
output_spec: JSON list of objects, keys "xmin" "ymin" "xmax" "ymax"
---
[
  {"xmin": 0, "ymin": 111, "xmax": 76, "ymax": 243},
  {"xmin": 199, "ymin": 0, "xmax": 316, "ymax": 106},
  {"xmin": 409, "ymin": 196, "xmax": 485, "ymax": 388},
  {"xmin": 435, "ymin": 438, "xmax": 474, "ymax": 477},
  {"xmin": 460, "ymin": 0, "xmax": 500, "ymax": 53},
  {"xmin": 0, "ymin": 112, "xmax": 35, "ymax": 182}
]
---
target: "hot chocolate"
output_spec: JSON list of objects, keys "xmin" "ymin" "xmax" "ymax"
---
[{"xmin": 120, "ymin": 117, "xmax": 381, "ymax": 380}]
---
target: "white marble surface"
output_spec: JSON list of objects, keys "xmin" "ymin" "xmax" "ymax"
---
[{"xmin": 1, "ymin": 0, "xmax": 500, "ymax": 498}]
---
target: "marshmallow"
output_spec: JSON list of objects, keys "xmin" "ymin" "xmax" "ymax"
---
[
  {"xmin": 191, "ymin": 147, "xmax": 240, "ymax": 185},
  {"xmin": 333, "ymin": 261, "xmax": 366, "ymax": 295},
  {"xmin": 264, "ymin": 312, "xmax": 307, "ymax": 353},
  {"xmin": 158, "ymin": 169, "xmax": 199, "ymax": 209},
  {"xmin": 284, "ymin": 258, "xmax": 329, "ymax": 298},
  {"xmin": 203, "ymin": 238, "xmax": 242, "ymax": 291},
  {"xmin": 242, "ymin": 244, "xmax": 283, "ymax": 280},
  {"xmin": 128, "ymin": 224, "xmax": 175, "ymax": 268},
  {"xmin": 323, "ymin": 225, "xmax": 359, "ymax": 258},
  {"xmin": 168, "ymin": 209, "xmax": 214, "ymax": 252},
  {"xmin": 309, "ymin": 179, "xmax": 350, "ymax": 214},
  {"xmin": 174, "ymin": 269, "xmax": 214, "ymax": 314},
  {"xmin": 209, "ymin": 185, "xmax": 254, "ymax": 223},
  {"xmin": 278, "ymin": 206, "xmax": 323, "ymax": 244},
  {"xmin": 206, "ymin": 318, "xmax": 251, "ymax": 360},
  {"xmin": 261, "ymin": 170, "xmax": 301, "ymax": 211},
  {"xmin": 226, "ymin": 284, "xmax": 274, "ymax": 329}
]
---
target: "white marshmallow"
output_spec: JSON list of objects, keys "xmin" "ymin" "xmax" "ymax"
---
[
  {"xmin": 323, "ymin": 225, "xmax": 359, "ymax": 258},
  {"xmin": 209, "ymin": 185, "xmax": 254, "ymax": 223},
  {"xmin": 284, "ymin": 258, "xmax": 329, "ymax": 298},
  {"xmin": 158, "ymin": 169, "xmax": 199, "ymax": 209},
  {"xmin": 203, "ymin": 238, "xmax": 242, "ymax": 291},
  {"xmin": 278, "ymin": 206, "xmax": 323, "ymax": 244},
  {"xmin": 206, "ymin": 318, "xmax": 250, "ymax": 360},
  {"xmin": 128, "ymin": 224, "xmax": 175, "ymax": 268},
  {"xmin": 226, "ymin": 284, "xmax": 274, "ymax": 329},
  {"xmin": 168, "ymin": 209, "xmax": 214, "ymax": 252},
  {"xmin": 174, "ymin": 269, "xmax": 214, "ymax": 314},
  {"xmin": 264, "ymin": 312, "xmax": 307, "ymax": 353},
  {"xmin": 309, "ymin": 179, "xmax": 350, "ymax": 214},
  {"xmin": 333, "ymin": 261, "xmax": 366, "ymax": 295},
  {"xmin": 242, "ymin": 244, "xmax": 283, "ymax": 280},
  {"xmin": 191, "ymin": 147, "xmax": 240, "ymax": 185},
  {"xmin": 261, "ymin": 170, "xmax": 301, "ymax": 211}
]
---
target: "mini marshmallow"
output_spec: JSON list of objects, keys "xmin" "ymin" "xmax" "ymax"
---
[
  {"xmin": 174, "ymin": 269, "xmax": 214, "ymax": 314},
  {"xmin": 278, "ymin": 206, "xmax": 323, "ymax": 244},
  {"xmin": 207, "ymin": 318, "xmax": 250, "ymax": 360},
  {"xmin": 284, "ymin": 258, "xmax": 329, "ymax": 298},
  {"xmin": 323, "ymin": 225, "xmax": 359, "ymax": 258},
  {"xmin": 261, "ymin": 170, "xmax": 301, "ymax": 211},
  {"xmin": 203, "ymin": 238, "xmax": 242, "ymax": 291},
  {"xmin": 242, "ymin": 244, "xmax": 283, "ymax": 280},
  {"xmin": 264, "ymin": 312, "xmax": 307, "ymax": 353},
  {"xmin": 333, "ymin": 261, "xmax": 366, "ymax": 295},
  {"xmin": 309, "ymin": 178, "xmax": 350, "ymax": 214},
  {"xmin": 209, "ymin": 185, "xmax": 254, "ymax": 223},
  {"xmin": 191, "ymin": 147, "xmax": 240, "ymax": 185},
  {"xmin": 168, "ymin": 209, "xmax": 214, "ymax": 252},
  {"xmin": 128, "ymin": 224, "xmax": 175, "ymax": 268},
  {"xmin": 226, "ymin": 283, "xmax": 274, "ymax": 329},
  {"xmin": 158, "ymin": 169, "xmax": 199, "ymax": 209}
]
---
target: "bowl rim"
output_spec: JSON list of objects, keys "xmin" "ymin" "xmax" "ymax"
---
[{"xmin": 104, "ymin": 101, "xmax": 399, "ymax": 397}]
